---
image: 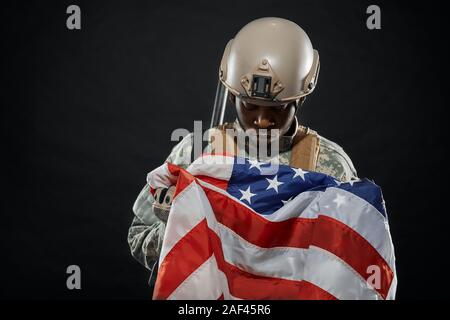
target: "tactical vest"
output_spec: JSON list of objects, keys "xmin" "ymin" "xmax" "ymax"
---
[{"xmin": 203, "ymin": 123, "xmax": 321, "ymax": 171}]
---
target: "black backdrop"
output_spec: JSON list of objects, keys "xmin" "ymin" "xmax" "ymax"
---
[{"xmin": 1, "ymin": 0, "xmax": 448, "ymax": 299}]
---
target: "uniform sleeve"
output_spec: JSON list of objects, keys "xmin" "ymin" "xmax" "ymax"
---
[
  {"xmin": 335, "ymin": 150, "xmax": 358, "ymax": 182},
  {"xmin": 317, "ymin": 137, "xmax": 358, "ymax": 182},
  {"xmin": 127, "ymin": 133, "xmax": 193, "ymax": 271},
  {"xmin": 127, "ymin": 184, "xmax": 165, "ymax": 269}
]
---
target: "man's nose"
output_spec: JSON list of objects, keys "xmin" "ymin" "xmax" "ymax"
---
[{"xmin": 254, "ymin": 112, "xmax": 275, "ymax": 129}]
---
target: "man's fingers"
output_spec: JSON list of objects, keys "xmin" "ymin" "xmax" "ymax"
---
[
  {"xmin": 157, "ymin": 187, "xmax": 169, "ymax": 204},
  {"xmin": 163, "ymin": 186, "xmax": 175, "ymax": 205}
]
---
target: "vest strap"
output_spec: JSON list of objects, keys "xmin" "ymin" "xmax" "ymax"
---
[
  {"xmin": 289, "ymin": 126, "xmax": 320, "ymax": 171},
  {"xmin": 205, "ymin": 123, "xmax": 320, "ymax": 171}
]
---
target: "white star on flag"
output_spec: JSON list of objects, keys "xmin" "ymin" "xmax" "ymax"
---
[
  {"xmin": 248, "ymin": 159, "xmax": 262, "ymax": 172},
  {"xmin": 281, "ymin": 196, "xmax": 293, "ymax": 205},
  {"xmin": 266, "ymin": 175, "xmax": 283, "ymax": 193},
  {"xmin": 148, "ymin": 154, "xmax": 397, "ymax": 300},
  {"xmin": 333, "ymin": 193, "xmax": 347, "ymax": 209},
  {"xmin": 347, "ymin": 179, "xmax": 360, "ymax": 186},
  {"xmin": 239, "ymin": 186, "xmax": 256, "ymax": 204},
  {"xmin": 292, "ymin": 167, "xmax": 308, "ymax": 180}
]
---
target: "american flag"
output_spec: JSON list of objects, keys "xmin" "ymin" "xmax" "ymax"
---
[{"xmin": 147, "ymin": 155, "xmax": 397, "ymax": 300}]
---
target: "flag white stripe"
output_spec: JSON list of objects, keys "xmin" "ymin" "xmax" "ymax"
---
[
  {"xmin": 197, "ymin": 179, "xmax": 395, "ymax": 272},
  {"xmin": 387, "ymin": 273, "xmax": 398, "ymax": 300},
  {"xmin": 153, "ymin": 159, "xmax": 396, "ymax": 300},
  {"xmin": 218, "ymin": 223, "xmax": 308, "ymax": 281},
  {"xmin": 303, "ymin": 246, "xmax": 382, "ymax": 300},
  {"xmin": 187, "ymin": 183, "xmax": 308, "ymax": 281},
  {"xmin": 158, "ymin": 180, "xmax": 204, "ymax": 265},
  {"xmin": 265, "ymin": 190, "xmax": 323, "ymax": 221},
  {"xmin": 309, "ymin": 187, "xmax": 395, "ymax": 269},
  {"xmin": 168, "ymin": 255, "xmax": 235, "ymax": 300},
  {"xmin": 146, "ymin": 163, "xmax": 178, "ymax": 189},
  {"xmin": 187, "ymin": 155, "xmax": 235, "ymax": 180},
  {"xmin": 167, "ymin": 183, "xmax": 386, "ymax": 299}
]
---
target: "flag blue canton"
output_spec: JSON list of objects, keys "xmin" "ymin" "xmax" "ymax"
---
[{"xmin": 226, "ymin": 157, "xmax": 387, "ymax": 217}]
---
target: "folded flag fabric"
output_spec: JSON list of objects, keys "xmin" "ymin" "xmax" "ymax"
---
[{"xmin": 147, "ymin": 155, "xmax": 397, "ymax": 300}]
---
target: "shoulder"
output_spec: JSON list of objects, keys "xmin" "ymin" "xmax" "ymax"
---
[
  {"xmin": 315, "ymin": 132, "xmax": 358, "ymax": 181},
  {"xmin": 164, "ymin": 123, "xmax": 234, "ymax": 169},
  {"xmin": 165, "ymin": 132, "xmax": 194, "ymax": 169}
]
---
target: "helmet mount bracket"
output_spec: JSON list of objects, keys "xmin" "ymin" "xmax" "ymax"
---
[{"xmin": 240, "ymin": 59, "xmax": 284, "ymax": 100}]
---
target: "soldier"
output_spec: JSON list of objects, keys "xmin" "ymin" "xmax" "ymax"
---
[{"xmin": 128, "ymin": 17, "xmax": 357, "ymax": 287}]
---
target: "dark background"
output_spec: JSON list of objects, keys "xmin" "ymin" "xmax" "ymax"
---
[{"xmin": 1, "ymin": 0, "xmax": 447, "ymax": 299}]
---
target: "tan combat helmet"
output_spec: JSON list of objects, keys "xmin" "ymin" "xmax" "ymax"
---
[{"xmin": 219, "ymin": 17, "xmax": 320, "ymax": 105}]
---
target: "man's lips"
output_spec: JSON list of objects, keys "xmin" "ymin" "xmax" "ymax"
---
[{"xmin": 255, "ymin": 133, "xmax": 280, "ymax": 143}]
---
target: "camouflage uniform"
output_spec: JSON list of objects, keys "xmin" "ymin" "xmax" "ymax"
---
[{"xmin": 127, "ymin": 119, "xmax": 357, "ymax": 283}]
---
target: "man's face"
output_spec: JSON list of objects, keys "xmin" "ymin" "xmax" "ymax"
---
[{"xmin": 233, "ymin": 95, "xmax": 297, "ymax": 139}]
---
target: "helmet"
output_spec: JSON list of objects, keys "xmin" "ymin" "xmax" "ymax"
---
[{"xmin": 219, "ymin": 17, "xmax": 320, "ymax": 105}]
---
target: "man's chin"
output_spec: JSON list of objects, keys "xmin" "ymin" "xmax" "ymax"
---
[
  {"xmin": 257, "ymin": 135, "xmax": 272, "ymax": 143},
  {"xmin": 250, "ymin": 134, "xmax": 280, "ymax": 145}
]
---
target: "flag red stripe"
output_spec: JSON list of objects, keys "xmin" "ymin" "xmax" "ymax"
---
[
  {"xmin": 201, "ymin": 185, "xmax": 315, "ymax": 248},
  {"xmin": 153, "ymin": 219, "xmax": 212, "ymax": 300},
  {"xmin": 153, "ymin": 213, "xmax": 336, "ymax": 300},
  {"xmin": 202, "ymin": 185, "xmax": 393, "ymax": 299},
  {"xmin": 202, "ymin": 185, "xmax": 315, "ymax": 247},
  {"xmin": 195, "ymin": 175, "xmax": 229, "ymax": 190},
  {"xmin": 166, "ymin": 164, "xmax": 197, "ymax": 199},
  {"xmin": 294, "ymin": 280, "xmax": 337, "ymax": 300},
  {"xmin": 153, "ymin": 174, "xmax": 392, "ymax": 299},
  {"xmin": 312, "ymin": 215, "xmax": 394, "ymax": 299},
  {"xmin": 206, "ymin": 227, "xmax": 336, "ymax": 300}
]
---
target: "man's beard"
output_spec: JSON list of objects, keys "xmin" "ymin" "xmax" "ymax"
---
[
  {"xmin": 240, "ymin": 129, "xmax": 281, "ymax": 159},
  {"xmin": 247, "ymin": 128, "xmax": 281, "ymax": 145}
]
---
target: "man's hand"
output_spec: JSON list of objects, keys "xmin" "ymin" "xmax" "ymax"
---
[{"xmin": 152, "ymin": 186, "xmax": 175, "ymax": 223}]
